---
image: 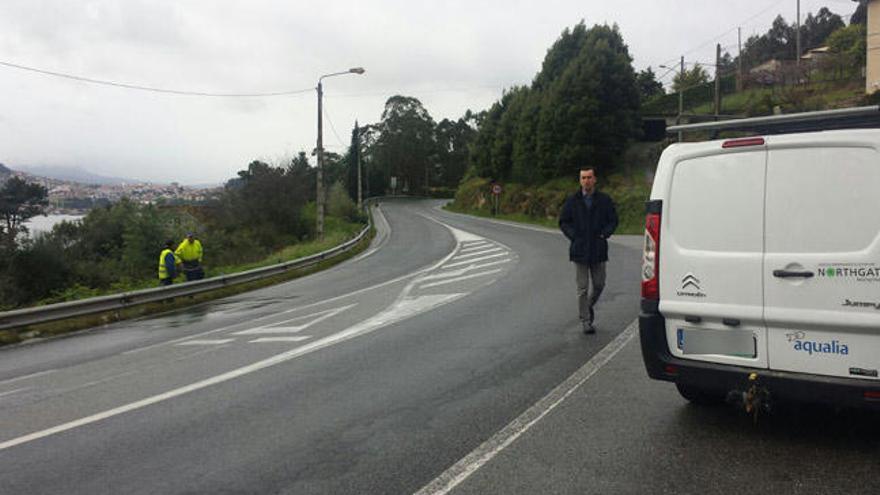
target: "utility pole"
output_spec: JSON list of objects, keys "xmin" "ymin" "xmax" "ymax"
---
[
  {"xmin": 738, "ymin": 27, "xmax": 743, "ymax": 92},
  {"xmin": 796, "ymin": 0, "xmax": 801, "ymax": 66},
  {"xmin": 316, "ymin": 80, "xmax": 325, "ymax": 239},
  {"xmin": 715, "ymin": 43, "xmax": 722, "ymax": 117},
  {"xmin": 679, "ymin": 55, "xmax": 684, "ymax": 141}
]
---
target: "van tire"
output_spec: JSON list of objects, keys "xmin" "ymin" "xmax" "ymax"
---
[{"xmin": 675, "ymin": 383, "xmax": 725, "ymax": 405}]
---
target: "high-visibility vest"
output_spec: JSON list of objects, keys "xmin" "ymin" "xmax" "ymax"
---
[
  {"xmin": 175, "ymin": 239, "xmax": 203, "ymax": 262},
  {"xmin": 158, "ymin": 248, "xmax": 174, "ymax": 280}
]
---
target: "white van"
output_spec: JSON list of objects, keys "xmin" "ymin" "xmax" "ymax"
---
[{"xmin": 639, "ymin": 106, "xmax": 880, "ymax": 411}]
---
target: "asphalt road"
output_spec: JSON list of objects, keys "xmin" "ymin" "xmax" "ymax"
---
[
  {"xmin": 4, "ymin": 198, "xmax": 874, "ymax": 495},
  {"xmin": 0, "ymin": 198, "xmax": 641, "ymax": 494}
]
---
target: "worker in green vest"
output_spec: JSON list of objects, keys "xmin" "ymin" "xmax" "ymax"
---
[
  {"xmin": 175, "ymin": 232, "xmax": 204, "ymax": 281},
  {"xmin": 158, "ymin": 239, "xmax": 178, "ymax": 286}
]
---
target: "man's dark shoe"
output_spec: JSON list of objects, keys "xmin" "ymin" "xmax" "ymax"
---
[{"xmin": 582, "ymin": 320, "xmax": 596, "ymax": 335}]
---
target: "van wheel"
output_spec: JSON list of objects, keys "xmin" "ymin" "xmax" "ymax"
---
[{"xmin": 676, "ymin": 383, "xmax": 724, "ymax": 405}]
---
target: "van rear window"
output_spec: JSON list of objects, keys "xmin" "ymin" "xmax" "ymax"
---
[
  {"xmin": 765, "ymin": 147, "xmax": 880, "ymax": 253},
  {"xmin": 668, "ymin": 152, "xmax": 765, "ymax": 252}
]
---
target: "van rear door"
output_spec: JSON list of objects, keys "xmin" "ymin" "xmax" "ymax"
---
[
  {"xmin": 764, "ymin": 130, "xmax": 880, "ymax": 380},
  {"xmin": 660, "ymin": 143, "xmax": 768, "ymax": 368}
]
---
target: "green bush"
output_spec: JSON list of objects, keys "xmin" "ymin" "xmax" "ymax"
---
[{"xmin": 327, "ymin": 181, "xmax": 363, "ymax": 223}]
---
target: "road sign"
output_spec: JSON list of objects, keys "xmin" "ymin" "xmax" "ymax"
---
[{"xmin": 491, "ymin": 184, "xmax": 502, "ymax": 195}]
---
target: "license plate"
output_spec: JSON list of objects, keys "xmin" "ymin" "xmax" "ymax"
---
[{"xmin": 677, "ymin": 328, "xmax": 757, "ymax": 358}]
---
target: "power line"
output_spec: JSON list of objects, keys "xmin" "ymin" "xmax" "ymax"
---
[
  {"xmin": 656, "ymin": 0, "xmax": 788, "ymax": 69},
  {"xmin": 322, "ymin": 101, "xmax": 346, "ymax": 149},
  {"xmin": 0, "ymin": 59, "xmax": 314, "ymax": 97}
]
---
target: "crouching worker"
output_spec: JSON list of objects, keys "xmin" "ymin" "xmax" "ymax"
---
[
  {"xmin": 158, "ymin": 239, "xmax": 178, "ymax": 286},
  {"xmin": 175, "ymin": 232, "xmax": 204, "ymax": 281}
]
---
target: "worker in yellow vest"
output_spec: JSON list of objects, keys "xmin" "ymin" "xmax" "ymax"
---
[
  {"xmin": 175, "ymin": 232, "xmax": 204, "ymax": 281},
  {"xmin": 158, "ymin": 240, "xmax": 178, "ymax": 286}
]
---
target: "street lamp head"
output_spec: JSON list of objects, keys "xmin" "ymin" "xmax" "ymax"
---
[{"xmin": 349, "ymin": 67, "xmax": 366, "ymax": 75}]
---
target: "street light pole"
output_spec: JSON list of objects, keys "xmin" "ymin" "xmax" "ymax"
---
[
  {"xmin": 355, "ymin": 122, "xmax": 363, "ymax": 209},
  {"xmin": 660, "ymin": 58, "xmax": 685, "ymax": 141},
  {"xmin": 315, "ymin": 67, "xmax": 365, "ymax": 239}
]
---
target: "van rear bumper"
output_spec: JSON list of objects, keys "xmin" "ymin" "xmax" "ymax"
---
[{"xmin": 639, "ymin": 311, "xmax": 880, "ymax": 410}]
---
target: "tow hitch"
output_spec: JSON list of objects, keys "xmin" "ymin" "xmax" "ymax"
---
[{"xmin": 727, "ymin": 373, "xmax": 772, "ymax": 422}]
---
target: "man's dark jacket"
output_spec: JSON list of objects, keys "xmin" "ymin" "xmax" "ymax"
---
[{"xmin": 559, "ymin": 190, "xmax": 619, "ymax": 265}]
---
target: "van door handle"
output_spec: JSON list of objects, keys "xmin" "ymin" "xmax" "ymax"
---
[{"xmin": 773, "ymin": 270, "xmax": 814, "ymax": 278}]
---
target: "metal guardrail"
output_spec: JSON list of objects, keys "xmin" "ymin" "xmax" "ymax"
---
[{"xmin": 0, "ymin": 210, "xmax": 374, "ymax": 331}]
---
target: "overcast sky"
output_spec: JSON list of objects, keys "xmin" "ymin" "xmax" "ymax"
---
[{"xmin": 0, "ymin": 0, "xmax": 857, "ymax": 185}]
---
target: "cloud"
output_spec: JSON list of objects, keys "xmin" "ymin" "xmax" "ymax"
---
[{"xmin": 0, "ymin": 0, "xmax": 858, "ymax": 183}]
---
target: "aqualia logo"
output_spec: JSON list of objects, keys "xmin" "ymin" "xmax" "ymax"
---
[{"xmin": 788, "ymin": 334, "xmax": 849, "ymax": 356}]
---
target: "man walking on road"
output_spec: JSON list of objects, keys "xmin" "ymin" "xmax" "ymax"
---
[
  {"xmin": 559, "ymin": 167, "xmax": 618, "ymax": 334},
  {"xmin": 175, "ymin": 232, "xmax": 204, "ymax": 281}
]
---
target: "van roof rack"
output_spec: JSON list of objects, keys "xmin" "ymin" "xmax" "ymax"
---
[{"xmin": 667, "ymin": 105, "xmax": 880, "ymax": 138}]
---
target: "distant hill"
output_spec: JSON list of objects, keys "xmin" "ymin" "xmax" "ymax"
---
[
  {"xmin": 15, "ymin": 165, "xmax": 143, "ymax": 185},
  {"xmin": 0, "ymin": 163, "xmax": 11, "ymax": 176}
]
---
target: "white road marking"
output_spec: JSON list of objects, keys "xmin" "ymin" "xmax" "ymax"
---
[
  {"xmin": 248, "ymin": 337, "xmax": 312, "ymax": 343},
  {"xmin": 414, "ymin": 319, "xmax": 638, "ymax": 495},
  {"xmin": 443, "ymin": 252, "xmax": 508, "ymax": 269},
  {"xmin": 438, "ymin": 206, "xmax": 561, "ymax": 235},
  {"xmin": 0, "ymin": 369, "xmax": 57, "ymax": 387},
  {"xmin": 175, "ymin": 339, "xmax": 234, "ymax": 346},
  {"xmin": 351, "ymin": 205, "xmax": 391, "ymax": 262},
  {"xmin": 458, "ymin": 244, "xmax": 493, "ymax": 254},
  {"xmin": 451, "ymin": 247, "xmax": 503, "ymax": 260},
  {"xmin": 0, "ymin": 387, "xmax": 30, "ymax": 399},
  {"xmin": 0, "ymin": 214, "xmax": 506, "ymax": 453},
  {"xmin": 123, "ymin": 260, "xmax": 431, "ymax": 355},
  {"xmin": 419, "ymin": 269, "xmax": 503, "ymax": 289},
  {"xmin": 233, "ymin": 304, "xmax": 355, "ymax": 336},
  {"xmin": 0, "ymin": 291, "xmax": 466, "ymax": 452},
  {"xmin": 421, "ymin": 259, "xmax": 511, "ymax": 281}
]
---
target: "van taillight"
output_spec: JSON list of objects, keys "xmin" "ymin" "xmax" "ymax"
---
[
  {"xmin": 722, "ymin": 137, "xmax": 765, "ymax": 148},
  {"xmin": 641, "ymin": 210, "xmax": 661, "ymax": 300}
]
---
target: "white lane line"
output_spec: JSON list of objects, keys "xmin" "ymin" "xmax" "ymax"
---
[
  {"xmin": 420, "ymin": 259, "xmax": 511, "ymax": 281},
  {"xmin": 123, "ymin": 260, "xmax": 432, "ymax": 355},
  {"xmin": 351, "ymin": 205, "xmax": 391, "ymax": 262},
  {"xmin": 451, "ymin": 247, "xmax": 503, "ymax": 260},
  {"xmin": 414, "ymin": 319, "xmax": 638, "ymax": 495},
  {"xmin": 233, "ymin": 304, "xmax": 355, "ymax": 336},
  {"xmin": 248, "ymin": 337, "xmax": 311, "ymax": 343},
  {"xmin": 175, "ymin": 339, "xmax": 234, "ymax": 346},
  {"xmin": 419, "ymin": 269, "xmax": 503, "ymax": 289},
  {"xmin": 0, "ymin": 369, "xmax": 57, "ymax": 387},
  {"xmin": 443, "ymin": 253, "xmax": 508, "ymax": 269},
  {"xmin": 0, "ymin": 387, "xmax": 30, "ymax": 399},
  {"xmin": 0, "ymin": 292, "xmax": 466, "ymax": 453}
]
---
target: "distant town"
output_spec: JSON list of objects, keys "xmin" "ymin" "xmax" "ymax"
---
[{"xmin": 0, "ymin": 163, "xmax": 221, "ymax": 214}]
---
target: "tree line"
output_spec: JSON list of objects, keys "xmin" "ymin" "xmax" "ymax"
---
[
  {"xmin": 467, "ymin": 23, "xmax": 641, "ymax": 184},
  {"xmin": 0, "ymin": 158, "xmax": 362, "ymax": 309}
]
